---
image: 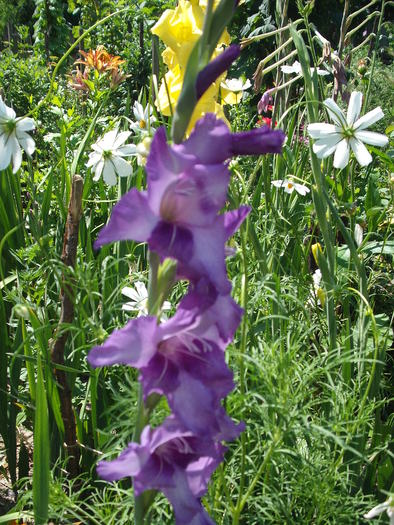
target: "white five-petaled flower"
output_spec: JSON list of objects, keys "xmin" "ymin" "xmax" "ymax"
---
[
  {"xmin": 364, "ymin": 496, "xmax": 394, "ymax": 524},
  {"xmin": 0, "ymin": 96, "xmax": 36, "ymax": 174},
  {"xmin": 87, "ymin": 129, "xmax": 135, "ymax": 186},
  {"xmin": 271, "ymin": 179, "xmax": 310, "ymax": 196},
  {"xmin": 307, "ymin": 91, "xmax": 389, "ymax": 169},
  {"xmin": 281, "ymin": 60, "xmax": 329, "ymax": 77},
  {"xmin": 121, "ymin": 281, "xmax": 171, "ymax": 317},
  {"xmin": 128, "ymin": 101, "xmax": 156, "ymax": 135}
]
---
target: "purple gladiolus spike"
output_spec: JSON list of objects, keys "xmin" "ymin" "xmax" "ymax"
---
[
  {"xmin": 196, "ymin": 45, "xmax": 241, "ymax": 99},
  {"xmin": 97, "ymin": 416, "xmax": 225, "ymax": 525}
]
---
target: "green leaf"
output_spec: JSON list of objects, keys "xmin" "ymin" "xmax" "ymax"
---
[{"xmin": 33, "ymin": 354, "xmax": 49, "ymax": 525}]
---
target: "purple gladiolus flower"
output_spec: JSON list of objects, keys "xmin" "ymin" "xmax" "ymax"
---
[
  {"xmin": 88, "ymin": 283, "xmax": 244, "ymax": 440},
  {"xmin": 196, "ymin": 45, "xmax": 241, "ymax": 99},
  {"xmin": 257, "ymin": 88, "xmax": 274, "ymax": 114},
  {"xmin": 97, "ymin": 416, "xmax": 226, "ymax": 525},
  {"xmin": 95, "ymin": 115, "xmax": 254, "ymax": 293}
]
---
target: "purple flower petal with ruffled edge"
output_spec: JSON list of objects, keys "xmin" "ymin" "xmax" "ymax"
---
[
  {"xmin": 97, "ymin": 416, "xmax": 226, "ymax": 525},
  {"xmin": 87, "ymin": 316, "xmax": 159, "ymax": 368},
  {"xmin": 94, "ymin": 189, "xmax": 158, "ymax": 249},
  {"xmin": 231, "ymin": 126, "xmax": 286, "ymax": 155},
  {"xmin": 175, "ymin": 113, "xmax": 285, "ymax": 164}
]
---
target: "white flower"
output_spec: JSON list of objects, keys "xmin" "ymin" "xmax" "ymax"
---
[
  {"xmin": 221, "ymin": 78, "xmax": 251, "ymax": 92},
  {"xmin": 271, "ymin": 179, "xmax": 310, "ymax": 196},
  {"xmin": 281, "ymin": 60, "xmax": 329, "ymax": 77},
  {"xmin": 306, "ymin": 269, "xmax": 325, "ymax": 307},
  {"xmin": 87, "ymin": 129, "xmax": 135, "ymax": 186},
  {"xmin": 128, "ymin": 101, "xmax": 156, "ymax": 135},
  {"xmin": 121, "ymin": 281, "xmax": 171, "ymax": 317},
  {"xmin": 308, "ymin": 91, "xmax": 388, "ymax": 169},
  {"xmin": 221, "ymin": 78, "xmax": 251, "ymax": 104},
  {"xmin": 134, "ymin": 136, "xmax": 152, "ymax": 166},
  {"xmin": 0, "ymin": 96, "xmax": 35, "ymax": 174},
  {"xmin": 364, "ymin": 497, "xmax": 394, "ymax": 524},
  {"xmin": 308, "ymin": 92, "xmax": 389, "ymax": 168}
]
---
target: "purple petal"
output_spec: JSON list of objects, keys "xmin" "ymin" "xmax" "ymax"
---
[
  {"xmin": 149, "ymin": 221, "xmax": 194, "ymax": 263},
  {"xmin": 96, "ymin": 442, "xmax": 149, "ymax": 481},
  {"xmin": 146, "ymin": 126, "xmax": 195, "ymax": 213},
  {"xmin": 177, "ymin": 217, "xmax": 231, "ymax": 293},
  {"xmin": 158, "ymin": 163, "xmax": 230, "ymax": 226},
  {"xmin": 224, "ymin": 205, "xmax": 250, "ymax": 239},
  {"xmin": 87, "ymin": 316, "xmax": 159, "ymax": 369},
  {"xmin": 231, "ymin": 126, "xmax": 286, "ymax": 156},
  {"xmin": 196, "ymin": 45, "xmax": 241, "ymax": 100},
  {"xmin": 174, "ymin": 113, "xmax": 232, "ymax": 164},
  {"xmin": 94, "ymin": 189, "xmax": 158, "ymax": 248},
  {"xmin": 257, "ymin": 89, "xmax": 274, "ymax": 114}
]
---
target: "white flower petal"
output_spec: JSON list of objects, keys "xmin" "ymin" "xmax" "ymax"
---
[
  {"xmin": 101, "ymin": 129, "xmax": 118, "ymax": 149},
  {"xmin": 121, "ymin": 286, "xmax": 141, "ymax": 302},
  {"xmin": 346, "ymin": 91, "xmax": 362, "ymax": 125},
  {"xmin": 0, "ymin": 97, "xmax": 16, "ymax": 120},
  {"xmin": 17, "ymin": 117, "xmax": 35, "ymax": 132},
  {"xmin": 312, "ymin": 134, "xmax": 342, "ymax": 158},
  {"xmin": 113, "ymin": 130, "xmax": 132, "ymax": 149},
  {"xmin": 271, "ymin": 180, "xmax": 285, "ymax": 188},
  {"xmin": 93, "ymin": 160, "xmax": 104, "ymax": 181},
  {"xmin": 307, "ymin": 123, "xmax": 339, "ymax": 139},
  {"xmin": 135, "ymin": 281, "xmax": 147, "ymax": 297},
  {"xmin": 316, "ymin": 68, "xmax": 330, "ymax": 76},
  {"xmin": 11, "ymin": 139, "xmax": 23, "ymax": 173},
  {"xmin": 294, "ymin": 183, "xmax": 310, "ymax": 195},
  {"xmin": 102, "ymin": 160, "xmax": 117, "ymax": 186},
  {"xmin": 116, "ymin": 144, "xmax": 137, "ymax": 156},
  {"xmin": 112, "ymin": 156, "xmax": 133, "ymax": 177},
  {"xmin": 17, "ymin": 131, "xmax": 35, "ymax": 156},
  {"xmin": 0, "ymin": 134, "xmax": 12, "ymax": 170},
  {"xmin": 350, "ymin": 137, "xmax": 372, "ymax": 167},
  {"xmin": 333, "ymin": 138, "xmax": 350, "ymax": 169},
  {"xmin": 364, "ymin": 502, "xmax": 389, "ymax": 519},
  {"xmin": 87, "ymin": 152, "xmax": 101, "ymax": 167},
  {"xmin": 281, "ymin": 65, "xmax": 296, "ymax": 74},
  {"xmin": 353, "ymin": 106, "xmax": 384, "ymax": 131},
  {"xmin": 354, "ymin": 130, "xmax": 388, "ymax": 147},
  {"xmin": 323, "ymin": 98, "xmax": 346, "ymax": 126}
]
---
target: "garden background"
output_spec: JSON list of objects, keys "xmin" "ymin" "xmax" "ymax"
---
[{"xmin": 0, "ymin": 0, "xmax": 393, "ymax": 524}]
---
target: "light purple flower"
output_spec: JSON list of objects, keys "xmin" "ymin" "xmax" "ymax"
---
[
  {"xmin": 98, "ymin": 416, "xmax": 226, "ymax": 525},
  {"xmin": 257, "ymin": 89, "xmax": 274, "ymax": 114},
  {"xmin": 95, "ymin": 115, "xmax": 257, "ymax": 293},
  {"xmin": 88, "ymin": 283, "xmax": 243, "ymax": 440}
]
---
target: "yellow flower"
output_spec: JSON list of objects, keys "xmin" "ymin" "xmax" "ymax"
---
[{"xmin": 152, "ymin": 0, "xmax": 229, "ymax": 70}]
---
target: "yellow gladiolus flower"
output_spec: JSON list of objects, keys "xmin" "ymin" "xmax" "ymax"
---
[{"xmin": 152, "ymin": 0, "xmax": 230, "ymax": 70}]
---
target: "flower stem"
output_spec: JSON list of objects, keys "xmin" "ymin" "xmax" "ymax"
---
[{"xmin": 133, "ymin": 251, "xmax": 160, "ymax": 525}]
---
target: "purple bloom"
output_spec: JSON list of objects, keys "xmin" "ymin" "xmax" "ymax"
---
[
  {"xmin": 95, "ymin": 116, "xmax": 254, "ymax": 293},
  {"xmin": 257, "ymin": 88, "xmax": 274, "ymax": 114},
  {"xmin": 98, "ymin": 416, "xmax": 226, "ymax": 525},
  {"xmin": 88, "ymin": 284, "xmax": 244, "ymax": 440},
  {"xmin": 174, "ymin": 113, "xmax": 285, "ymax": 164},
  {"xmin": 196, "ymin": 45, "xmax": 241, "ymax": 99}
]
